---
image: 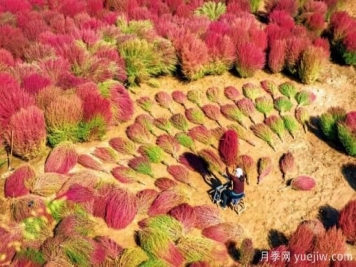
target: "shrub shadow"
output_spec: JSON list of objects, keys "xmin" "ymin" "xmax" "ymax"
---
[
  {"xmin": 268, "ymin": 229, "xmax": 288, "ymax": 248},
  {"xmin": 307, "ymin": 116, "xmax": 346, "ymax": 154},
  {"xmin": 318, "ymin": 204, "xmax": 340, "ymax": 229},
  {"xmin": 226, "ymin": 241, "xmax": 240, "ymax": 261},
  {"xmin": 341, "ymin": 163, "xmax": 356, "ymax": 191}
]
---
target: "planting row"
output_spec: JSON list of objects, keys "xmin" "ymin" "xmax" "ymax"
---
[
  {"xmin": 0, "ymin": 78, "xmax": 313, "ymax": 162},
  {"xmin": 2, "ymin": 160, "xmax": 355, "ymax": 266},
  {"xmin": 1, "ymin": 161, "xmax": 242, "ymax": 266},
  {"xmin": 0, "ymin": 0, "xmax": 354, "ymax": 91}
]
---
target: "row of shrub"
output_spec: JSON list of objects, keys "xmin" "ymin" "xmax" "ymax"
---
[
  {"xmin": 1, "ymin": 158, "xmax": 239, "ymax": 266},
  {"xmin": 319, "ymin": 108, "xmax": 356, "ymax": 157},
  {"xmin": 329, "ymin": 11, "xmax": 356, "ymax": 66},
  {"xmin": 2, "ymin": 159, "xmax": 355, "ymax": 266},
  {"xmin": 0, "ymin": 0, "xmax": 352, "ymax": 88},
  {"xmin": 261, "ymin": 199, "xmax": 356, "ymax": 267},
  {"xmin": 0, "ymin": 72, "xmax": 134, "ymax": 160}
]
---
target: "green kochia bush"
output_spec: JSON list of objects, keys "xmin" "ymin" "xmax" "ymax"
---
[
  {"xmin": 117, "ymin": 19, "xmax": 177, "ymax": 87},
  {"xmin": 337, "ymin": 122, "xmax": 356, "ymax": 156},
  {"xmin": 319, "ymin": 108, "xmax": 356, "ymax": 156},
  {"xmin": 319, "ymin": 107, "xmax": 346, "ymax": 142}
]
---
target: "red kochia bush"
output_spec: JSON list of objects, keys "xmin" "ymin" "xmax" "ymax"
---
[
  {"xmin": 202, "ymin": 222, "xmax": 244, "ymax": 243},
  {"xmin": 268, "ymin": 39, "xmax": 287, "ymax": 73},
  {"xmin": 44, "ymin": 142, "xmax": 78, "ymax": 174},
  {"xmin": 194, "ymin": 204, "xmax": 222, "ymax": 229},
  {"xmin": 288, "ymin": 222, "xmax": 315, "ymax": 253},
  {"xmin": 5, "ymin": 164, "xmax": 36, "ymax": 198},
  {"xmin": 338, "ymin": 199, "xmax": 356, "ymax": 244},
  {"xmin": 314, "ymin": 227, "xmax": 347, "ymax": 257},
  {"xmin": 76, "ymin": 83, "xmax": 112, "ymax": 124},
  {"xmin": 155, "ymin": 177, "xmax": 178, "ymax": 191},
  {"xmin": 148, "ymin": 188, "xmax": 186, "ymax": 216},
  {"xmin": 5, "ymin": 105, "xmax": 46, "ymax": 160},
  {"xmin": 167, "ymin": 164, "xmax": 192, "ymax": 187},
  {"xmin": 21, "ymin": 73, "xmax": 52, "ymax": 95},
  {"xmin": 168, "ymin": 203, "xmax": 196, "ymax": 233},
  {"xmin": 105, "ymin": 188, "xmax": 138, "ymax": 229},
  {"xmin": 57, "ymin": 183, "xmax": 95, "ymax": 203},
  {"xmin": 218, "ymin": 129, "xmax": 239, "ymax": 167},
  {"xmin": 78, "ymin": 154, "xmax": 106, "ymax": 173},
  {"xmin": 0, "ymin": 73, "xmax": 34, "ymax": 129},
  {"xmin": 235, "ymin": 43, "xmax": 265, "ymax": 78}
]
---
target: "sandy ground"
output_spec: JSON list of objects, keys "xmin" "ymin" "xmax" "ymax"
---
[{"xmin": 1, "ymin": 2, "xmax": 356, "ymax": 263}]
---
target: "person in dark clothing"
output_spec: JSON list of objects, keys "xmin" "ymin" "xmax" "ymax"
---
[{"xmin": 221, "ymin": 165, "xmax": 248, "ymax": 210}]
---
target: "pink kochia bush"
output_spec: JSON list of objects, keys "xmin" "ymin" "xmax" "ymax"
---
[
  {"xmin": 149, "ymin": 188, "xmax": 186, "ymax": 216},
  {"xmin": 44, "ymin": 142, "xmax": 78, "ymax": 174},
  {"xmin": 136, "ymin": 189, "xmax": 159, "ymax": 214},
  {"xmin": 4, "ymin": 164, "xmax": 36, "ymax": 198},
  {"xmin": 202, "ymin": 222, "xmax": 244, "ymax": 243},
  {"xmin": 109, "ymin": 84, "xmax": 134, "ymax": 124},
  {"xmin": 168, "ymin": 203, "xmax": 196, "ymax": 233},
  {"xmin": 291, "ymin": 176, "xmax": 316, "ymax": 191},
  {"xmin": 235, "ymin": 43, "xmax": 265, "ymax": 78},
  {"xmin": 104, "ymin": 188, "xmax": 138, "ymax": 229}
]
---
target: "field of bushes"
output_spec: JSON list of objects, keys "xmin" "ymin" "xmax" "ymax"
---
[{"xmin": 0, "ymin": 0, "xmax": 356, "ymax": 266}]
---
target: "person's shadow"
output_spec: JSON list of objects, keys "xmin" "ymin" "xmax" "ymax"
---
[{"xmin": 179, "ymin": 152, "xmax": 224, "ymax": 200}]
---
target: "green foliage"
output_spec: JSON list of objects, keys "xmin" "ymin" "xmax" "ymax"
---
[
  {"xmin": 227, "ymin": 124, "xmax": 256, "ymax": 146},
  {"xmin": 47, "ymin": 126, "xmax": 80, "ymax": 147},
  {"xmin": 140, "ymin": 258, "xmax": 170, "ymax": 267},
  {"xmin": 295, "ymin": 90, "xmax": 314, "ymax": 107},
  {"xmin": 177, "ymin": 235, "xmax": 215, "ymax": 263},
  {"xmin": 21, "ymin": 216, "xmax": 49, "ymax": 240},
  {"xmin": 194, "ymin": 1, "xmax": 226, "ymax": 20},
  {"xmin": 342, "ymin": 50, "xmax": 356, "ymax": 66},
  {"xmin": 63, "ymin": 237, "xmax": 93, "ymax": 267},
  {"xmin": 119, "ymin": 38, "xmax": 160, "ymax": 86},
  {"xmin": 141, "ymin": 215, "xmax": 183, "ymax": 241},
  {"xmin": 298, "ymin": 46, "xmax": 327, "ymax": 84},
  {"xmin": 138, "ymin": 228, "xmax": 171, "ymax": 258},
  {"xmin": 175, "ymin": 132, "xmax": 196, "ymax": 151},
  {"xmin": 319, "ymin": 107, "xmax": 346, "ymax": 141},
  {"xmin": 278, "ymin": 82, "xmax": 297, "ymax": 99},
  {"xmin": 187, "ymin": 90, "xmax": 204, "ymax": 107},
  {"xmin": 48, "ymin": 116, "xmax": 107, "ymax": 146},
  {"xmin": 220, "ymin": 104, "xmax": 247, "ymax": 128},
  {"xmin": 242, "ymin": 84, "xmax": 263, "ymax": 101},
  {"xmin": 16, "ymin": 248, "xmax": 46, "ymax": 265},
  {"xmin": 255, "ymin": 96, "xmax": 274, "ymax": 118},
  {"xmin": 170, "ymin": 114, "xmax": 189, "ymax": 132},
  {"xmin": 118, "ymin": 248, "xmax": 149, "ymax": 267},
  {"xmin": 337, "ymin": 122, "xmax": 356, "ymax": 156},
  {"xmin": 265, "ymin": 115, "xmax": 286, "ymax": 142},
  {"xmin": 250, "ymin": 0, "xmax": 262, "ymax": 13},
  {"xmin": 46, "ymin": 199, "xmax": 67, "ymax": 221},
  {"xmin": 118, "ymin": 38, "xmax": 176, "ymax": 87},
  {"xmin": 186, "ymin": 108, "xmax": 205, "ymax": 125},
  {"xmin": 251, "ymin": 123, "xmax": 276, "ymax": 150},
  {"xmin": 139, "ymin": 145, "xmax": 165, "ymax": 164},
  {"xmin": 77, "ymin": 116, "xmax": 107, "ymax": 142},
  {"xmin": 274, "ymin": 97, "xmax": 293, "ymax": 114},
  {"xmin": 283, "ymin": 115, "xmax": 299, "ymax": 139},
  {"xmin": 117, "ymin": 18, "xmax": 155, "ymax": 39}
]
